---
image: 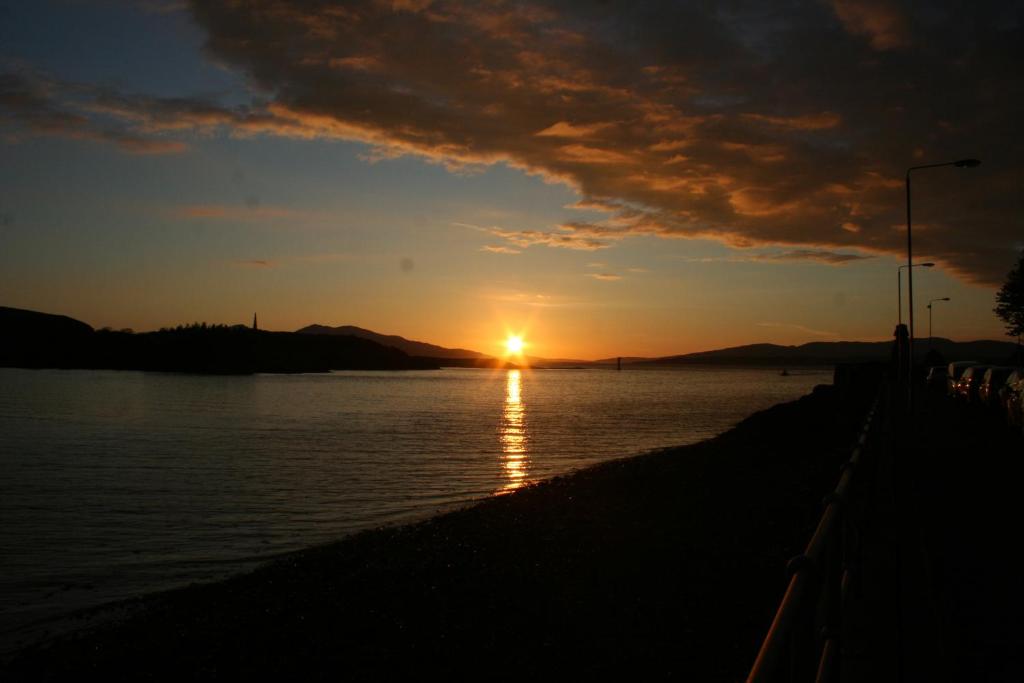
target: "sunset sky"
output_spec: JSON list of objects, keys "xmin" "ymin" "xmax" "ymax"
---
[{"xmin": 1, "ymin": 0, "xmax": 1021, "ymax": 359}]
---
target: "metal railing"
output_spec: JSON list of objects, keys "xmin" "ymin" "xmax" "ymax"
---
[{"xmin": 746, "ymin": 393, "xmax": 881, "ymax": 683}]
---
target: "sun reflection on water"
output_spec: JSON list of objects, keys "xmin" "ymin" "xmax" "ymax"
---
[{"xmin": 500, "ymin": 369, "xmax": 528, "ymax": 492}]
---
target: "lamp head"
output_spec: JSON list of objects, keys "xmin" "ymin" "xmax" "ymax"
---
[
  {"xmin": 922, "ymin": 262, "xmax": 935, "ymax": 267},
  {"xmin": 953, "ymin": 158, "xmax": 981, "ymax": 168}
]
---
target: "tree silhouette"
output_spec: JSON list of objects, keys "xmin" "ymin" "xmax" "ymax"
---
[{"xmin": 994, "ymin": 250, "xmax": 1024, "ymax": 338}]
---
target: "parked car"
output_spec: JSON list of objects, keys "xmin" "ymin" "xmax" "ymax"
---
[
  {"xmin": 978, "ymin": 367, "xmax": 1017, "ymax": 409},
  {"xmin": 955, "ymin": 365, "xmax": 991, "ymax": 403},
  {"xmin": 1000, "ymin": 370, "xmax": 1024, "ymax": 430},
  {"xmin": 925, "ymin": 365, "xmax": 948, "ymax": 394},
  {"xmin": 947, "ymin": 361, "xmax": 979, "ymax": 396}
]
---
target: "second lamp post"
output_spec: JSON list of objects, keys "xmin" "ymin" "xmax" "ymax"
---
[{"xmin": 905, "ymin": 158, "xmax": 980, "ymax": 391}]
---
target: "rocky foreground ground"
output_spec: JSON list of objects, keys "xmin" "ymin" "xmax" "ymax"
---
[{"xmin": 5, "ymin": 384, "xmax": 871, "ymax": 681}]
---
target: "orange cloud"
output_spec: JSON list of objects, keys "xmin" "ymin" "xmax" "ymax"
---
[
  {"xmin": 752, "ymin": 250, "xmax": 872, "ymax": 265},
  {"xmin": 831, "ymin": 0, "xmax": 910, "ymax": 50},
  {"xmin": 487, "ymin": 225, "xmax": 612, "ymax": 251},
  {"xmin": 741, "ymin": 112, "xmax": 842, "ymax": 130},
  {"xmin": 557, "ymin": 144, "xmax": 635, "ymax": 165},
  {"xmin": 648, "ymin": 139, "xmax": 690, "ymax": 152},
  {"xmin": 536, "ymin": 121, "xmax": 613, "ymax": 138},
  {"xmin": 719, "ymin": 141, "xmax": 788, "ymax": 163},
  {"xmin": 481, "ymin": 245, "xmax": 521, "ymax": 254},
  {"xmin": 328, "ymin": 56, "xmax": 383, "ymax": 72}
]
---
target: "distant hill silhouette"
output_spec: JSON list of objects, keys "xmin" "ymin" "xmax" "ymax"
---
[
  {"xmin": 0, "ymin": 306, "xmax": 95, "ymax": 368},
  {"xmin": 1, "ymin": 307, "xmax": 437, "ymax": 373},
  {"xmin": 634, "ymin": 338, "xmax": 1022, "ymax": 366},
  {"xmin": 297, "ymin": 324, "xmax": 488, "ymax": 359},
  {"xmin": 0, "ymin": 306, "xmax": 94, "ymax": 335}
]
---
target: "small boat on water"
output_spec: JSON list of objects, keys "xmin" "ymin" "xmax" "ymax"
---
[{"xmin": 779, "ymin": 369, "xmax": 790, "ymax": 376}]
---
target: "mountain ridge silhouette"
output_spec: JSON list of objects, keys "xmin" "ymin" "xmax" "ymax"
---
[{"xmin": 297, "ymin": 324, "xmax": 489, "ymax": 359}]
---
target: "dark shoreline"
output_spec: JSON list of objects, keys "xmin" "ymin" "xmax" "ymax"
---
[{"xmin": 4, "ymin": 382, "xmax": 871, "ymax": 681}]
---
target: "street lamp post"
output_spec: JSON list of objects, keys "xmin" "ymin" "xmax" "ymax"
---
[
  {"xmin": 927, "ymin": 297, "xmax": 951, "ymax": 349},
  {"xmin": 898, "ymin": 262, "xmax": 934, "ymax": 325},
  {"xmin": 905, "ymin": 158, "xmax": 980, "ymax": 398}
]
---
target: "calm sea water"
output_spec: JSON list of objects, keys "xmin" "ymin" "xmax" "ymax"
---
[{"xmin": 0, "ymin": 366, "xmax": 828, "ymax": 648}]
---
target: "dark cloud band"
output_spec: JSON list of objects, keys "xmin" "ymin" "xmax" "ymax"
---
[{"xmin": 3, "ymin": 0, "xmax": 1021, "ymax": 284}]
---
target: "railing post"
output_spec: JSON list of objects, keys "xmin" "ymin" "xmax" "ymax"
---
[
  {"xmin": 816, "ymin": 500, "xmax": 844, "ymax": 683},
  {"xmin": 788, "ymin": 556, "xmax": 819, "ymax": 683}
]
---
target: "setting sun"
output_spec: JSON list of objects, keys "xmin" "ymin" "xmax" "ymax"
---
[{"xmin": 505, "ymin": 335, "xmax": 525, "ymax": 355}]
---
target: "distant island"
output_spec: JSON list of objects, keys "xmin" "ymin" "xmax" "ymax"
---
[{"xmin": 0, "ymin": 307, "xmax": 436, "ymax": 374}]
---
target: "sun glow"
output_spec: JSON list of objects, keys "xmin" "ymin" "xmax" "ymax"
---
[{"xmin": 505, "ymin": 335, "xmax": 525, "ymax": 355}]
